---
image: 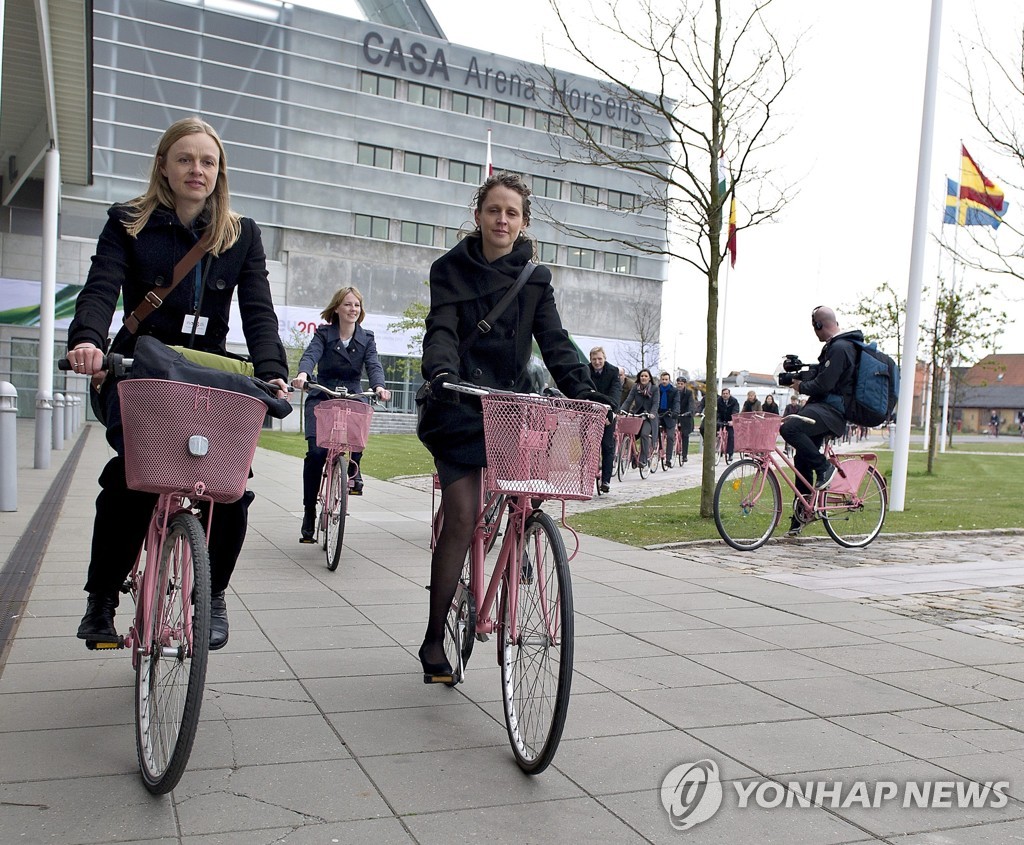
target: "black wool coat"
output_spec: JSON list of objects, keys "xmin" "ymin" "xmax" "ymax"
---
[
  {"xmin": 419, "ymin": 235, "xmax": 595, "ymax": 466},
  {"xmin": 68, "ymin": 204, "xmax": 287, "ymax": 382}
]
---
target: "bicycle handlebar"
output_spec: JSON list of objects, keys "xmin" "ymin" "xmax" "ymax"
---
[
  {"xmin": 59, "ymin": 354, "xmax": 130, "ymax": 378},
  {"xmin": 305, "ymin": 381, "xmax": 382, "ymax": 404}
]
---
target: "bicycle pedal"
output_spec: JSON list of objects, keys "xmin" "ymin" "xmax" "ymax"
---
[
  {"xmin": 85, "ymin": 636, "xmax": 124, "ymax": 650},
  {"xmin": 475, "ymin": 632, "xmax": 490, "ymax": 643}
]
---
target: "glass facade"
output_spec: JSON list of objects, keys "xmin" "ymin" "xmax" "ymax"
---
[{"xmin": 54, "ymin": 0, "xmax": 670, "ymax": 365}]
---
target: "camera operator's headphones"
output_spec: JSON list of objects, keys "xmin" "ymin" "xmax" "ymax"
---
[{"xmin": 811, "ymin": 306, "xmax": 825, "ymax": 331}]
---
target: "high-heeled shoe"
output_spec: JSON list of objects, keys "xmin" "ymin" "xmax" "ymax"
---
[{"xmin": 418, "ymin": 642, "xmax": 454, "ymax": 684}]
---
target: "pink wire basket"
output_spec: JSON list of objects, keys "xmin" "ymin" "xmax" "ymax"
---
[
  {"xmin": 481, "ymin": 393, "xmax": 606, "ymax": 501},
  {"xmin": 731, "ymin": 412, "xmax": 784, "ymax": 454},
  {"xmin": 615, "ymin": 414, "xmax": 643, "ymax": 436},
  {"xmin": 118, "ymin": 379, "xmax": 267, "ymax": 504},
  {"xmin": 314, "ymin": 399, "xmax": 373, "ymax": 451}
]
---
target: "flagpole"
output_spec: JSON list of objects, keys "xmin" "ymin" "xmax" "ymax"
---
[
  {"xmin": 718, "ymin": 258, "xmax": 729, "ymax": 394},
  {"xmin": 485, "ymin": 128, "xmax": 493, "ymax": 176},
  {"xmin": 938, "ymin": 171, "xmax": 961, "ymax": 454},
  {"xmin": 891, "ymin": 0, "xmax": 943, "ymax": 513}
]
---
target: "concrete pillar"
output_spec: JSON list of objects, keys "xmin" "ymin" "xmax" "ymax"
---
[{"xmin": 1, "ymin": 383, "xmax": 17, "ymax": 511}]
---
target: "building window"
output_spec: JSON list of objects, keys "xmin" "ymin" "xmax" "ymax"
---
[
  {"xmin": 533, "ymin": 176, "xmax": 561, "ymax": 200},
  {"xmin": 604, "ymin": 252, "xmax": 635, "ymax": 274},
  {"xmin": 444, "ymin": 228, "xmax": 462, "ymax": 249},
  {"xmin": 357, "ymin": 143, "xmax": 392, "ymax": 169},
  {"xmin": 360, "ymin": 71, "xmax": 396, "ymax": 98},
  {"xmin": 400, "ymin": 221, "xmax": 434, "ymax": 246},
  {"xmin": 450, "ymin": 91, "xmax": 484, "ymax": 116},
  {"xmin": 567, "ymin": 247, "xmax": 597, "ymax": 269},
  {"xmin": 571, "ymin": 183, "xmax": 600, "ymax": 206},
  {"xmin": 535, "ymin": 111, "xmax": 565, "ymax": 134},
  {"xmin": 607, "ymin": 190, "xmax": 638, "ymax": 211},
  {"xmin": 404, "ymin": 152, "xmax": 438, "ymax": 177},
  {"xmin": 569, "ymin": 120, "xmax": 596, "ymax": 142},
  {"xmin": 407, "ymin": 81, "xmax": 441, "ymax": 107},
  {"xmin": 355, "ymin": 214, "xmax": 389, "ymax": 239},
  {"xmin": 449, "ymin": 160, "xmax": 482, "ymax": 184},
  {"xmin": 494, "ymin": 101, "xmax": 526, "ymax": 126},
  {"xmin": 608, "ymin": 126, "xmax": 643, "ymax": 150},
  {"xmin": 537, "ymin": 241, "xmax": 558, "ymax": 264}
]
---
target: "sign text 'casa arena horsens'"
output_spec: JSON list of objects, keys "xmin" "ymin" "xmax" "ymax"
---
[{"xmin": 362, "ymin": 31, "xmax": 643, "ymax": 127}]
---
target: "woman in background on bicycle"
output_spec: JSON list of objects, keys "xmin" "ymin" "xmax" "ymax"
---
[
  {"xmin": 416, "ymin": 172, "xmax": 607, "ymax": 682},
  {"xmin": 291, "ymin": 286, "xmax": 391, "ymax": 541},
  {"xmin": 67, "ymin": 116, "xmax": 290, "ymax": 651},
  {"xmin": 620, "ymin": 368, "xmax": 657, "ymax": 466}
]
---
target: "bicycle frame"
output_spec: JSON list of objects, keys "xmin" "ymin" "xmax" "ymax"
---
[{"xmin": 126, "ymin": 493, "xmax": 212, "ymax": 668}]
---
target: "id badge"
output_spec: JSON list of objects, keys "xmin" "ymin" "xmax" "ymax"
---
[{"xmin": 186, "ymin": 315, "xmax": 209, "ymax": 336}]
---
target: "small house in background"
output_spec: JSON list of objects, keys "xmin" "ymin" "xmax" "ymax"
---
[{"xmin": 954, "ymin": 353, "xmax": 1024, "ymax": 434}]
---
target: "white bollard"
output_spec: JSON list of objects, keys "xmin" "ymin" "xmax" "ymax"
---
[
  {"xmin": 65, "ymin": 393, "xmax": 75, "ymax": 439},
  {"xmin": 52, "ymin": 393, "xmax": 65, "ymax": 451},
  {"xmin": 0, "ymin": 382, "xmax": 17, "ymax": 511}
]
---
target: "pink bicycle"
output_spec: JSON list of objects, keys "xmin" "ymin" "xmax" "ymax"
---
[
  {"xmin": 306, "ymin": 383, "xmax": 374, "ymax": 571},
  {"xmin": 714, "ymin": 412, "xmax": 888, "ymax": 550},
  {"xmin": 62, "ymin": 354, "xmax": 271, "ymax": 793},
  {"xmin": 430, "ymin": 383, "xmax": 606, "ymax": 773}
]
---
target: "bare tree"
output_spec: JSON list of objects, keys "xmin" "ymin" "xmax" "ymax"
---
[
  {"xmin": 948, "ymin": 16, "xmax": 1024, "ymax": 279},
  {"xmin": 621, "ymin": 298, "xmax": 662, "ymax": 373},
  {"xmin": 843, "ymin": 281, "xmax": 906, "ymax": 367},
  {"xmin": 540, "ymin": 0, "xmax": 798, "ymax": 515},
  {"xmin": 921, "ymin": 278, "xmax": 1007, "ymax": 471}
]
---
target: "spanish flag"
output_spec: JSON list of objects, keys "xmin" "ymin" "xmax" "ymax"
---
[
  {"xmin": 944, "ymin": 145, "xmax": 1009, "ymax": 227},
  {"xmin": 726, "ymin": 194, "xmax": 737, "ymax": 267}
]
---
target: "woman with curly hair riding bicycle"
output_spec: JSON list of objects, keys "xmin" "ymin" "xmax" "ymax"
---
[{"xmin": 416, "ymin": 172, "xmax": 610, "ymax": 682}]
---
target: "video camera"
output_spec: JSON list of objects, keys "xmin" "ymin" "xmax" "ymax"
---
[{"xmin": 776, "ymin": 354, "xmax": 819, "ymax": 387}]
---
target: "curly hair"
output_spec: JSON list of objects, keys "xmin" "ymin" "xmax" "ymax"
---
[{"xmin": 471, "ymin": 171, "xmax": 532, "ymax": 231}]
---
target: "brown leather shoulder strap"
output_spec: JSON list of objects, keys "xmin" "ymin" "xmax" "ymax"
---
[{"xmin": 123, "ymin": 239, "xmax": 209, "ymax": 334}]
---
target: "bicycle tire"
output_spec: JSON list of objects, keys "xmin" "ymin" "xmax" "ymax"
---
[
  {"xmin": 498, "ymin": 509, "xmax": 573, "ymax": 775},
  {"xmin": 135, "ymin": 511, "xmax": 210, "ymax": 794},
  {"xmin": 615, "ymin": 437, "xmax": 630, "ymax": 482},
  {"xmin": 443, "ymin": 557, "xmax": 476, "ymax": 686},
  {"xmin": 649, "ymin": 429, "xmax": 661, "ymax": 474},
  {"xmin": 325, "ymin": 455, "xmax": 348, "ymax": 571},
  {"xmin": 715, "ymin": 430, "xmax": 726, "ymax": 466},
  {"xmin": 822, "ymin": 464, "xmax": 887, "ymax": 548},
  {"xmin": 713, "ymin": 459, "xmax": 781, "ymax": 551},
  {"xmin": 638, "ymin": 437, "xmax": 650, "ymax": 479}
]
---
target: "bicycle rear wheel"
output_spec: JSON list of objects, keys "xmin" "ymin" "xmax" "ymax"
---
[
  {"xmin": 135, "ymin": 511, "xmax": 210, "ymax": 794},
  {"xmin": 443, "ymin": 556, "xmax": 476, "ymax": 686},
  {"xmin": 822, "ymin": 465, "xmax": 887, "ymax": 548},
  {"xmin": 325, "ymin": 455, "xmax": 348, "ymax": 571},
  {"xmin": 714, "ymin": 459, "xmax": 781, "ymax": 551},
  {"xmin": 615, "ymin": 437, "xmax": 630, "ymax": 481},
  {"xmin": 499, "ymin": 510, "xmax": 573, "ymax": 775}
]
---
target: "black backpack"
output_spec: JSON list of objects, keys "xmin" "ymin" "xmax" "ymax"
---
[{"xmin": 844, "ymin": 339, "xmax": 899, "ymax": 427}]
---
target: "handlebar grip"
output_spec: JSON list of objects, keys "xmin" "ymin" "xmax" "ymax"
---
[{"xmin": 59, "ymin": 353, "xmax": 128, "ymax": 378}]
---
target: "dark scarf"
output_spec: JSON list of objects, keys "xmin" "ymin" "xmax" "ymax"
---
[{"xmin": 429, "ymin": 235, "xmax": 551, "ymax": 307}]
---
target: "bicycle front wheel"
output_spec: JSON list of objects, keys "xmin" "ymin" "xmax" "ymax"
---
[
  {"xmin": 822, "ymin": 464, "xmax": 887, "ymax": 548},
  {"xmin": 443, "ymin": 555, "xmax": 476, "ymax": 686},
  {"xmin": 714, "ymin": 459, "xmax": 781, "ymax": 551},
  {"xmin": 499, "ymin": 510, "xmax": 573, "ymax": 775},
  {"xmin": 638, "ymin": 439, "xmax": 650, "ymax": 479},
  {"xmin": 325, "ymin": 455, "xmax": 348, "ymax": 571},
  {"xmin": 135, "ymin": 511, "xmax": 210, "ymax": 794}
]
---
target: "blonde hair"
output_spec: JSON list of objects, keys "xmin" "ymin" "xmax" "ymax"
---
[
  {"xmin": 589, "ymin": 346, "xmax": 605, "ymax": 357},
  {"xmin": 122, "ymin": 116, "xmax": 241, "ymax": 256},
  {"xmin": 320, "ymin": 286, "xmax": 366, "ymax": 325}
]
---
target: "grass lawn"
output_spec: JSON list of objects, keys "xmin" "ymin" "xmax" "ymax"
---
[
  {"xmin": 569, "ymin": 448, "xmax": 1024, "ymax": 547},
  {"xmin": 259, "ymin": 430, "xmax": 1023, "ymax": 547},
  {"xmin": 259, "ymin": 430, "xmax": 435, "ymax": 479}
]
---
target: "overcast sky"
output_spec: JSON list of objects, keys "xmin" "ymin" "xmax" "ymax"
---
[{"xmin": 298, "ymin": 0, "xmax": 1023, "ymax": 379}]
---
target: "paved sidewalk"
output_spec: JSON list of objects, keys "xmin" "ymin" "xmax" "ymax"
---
[{"xmin": 3, "ymin": 420, "xmax": 1024, "ymax": 843}]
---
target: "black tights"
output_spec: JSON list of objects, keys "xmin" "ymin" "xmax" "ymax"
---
[{"xmin": 421, "ymin": 470, "xmax": 480, "ymax": 665}]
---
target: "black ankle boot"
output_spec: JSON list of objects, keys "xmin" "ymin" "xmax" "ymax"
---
[
  {"xmin": 209, "ymin": 591, "xmax": 229, "ymax": 651},
  {"xmin": 77, "ymin": 592, "xmax": 119, "ymax": 642},
  {"xmin": 300, "ymin": 506, "xmax": 316, "ymax": 543}
]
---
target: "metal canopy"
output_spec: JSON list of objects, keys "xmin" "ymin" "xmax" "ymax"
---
[{"xmin": 0, "ymin": 0, "xmax": 92, "ymax": 205}]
